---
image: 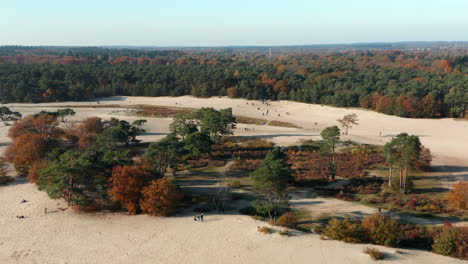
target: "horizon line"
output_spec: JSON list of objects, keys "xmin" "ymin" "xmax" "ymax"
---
[{"xmin": 1, "ymin": 40, "xmax": 468, "ymax": 49}]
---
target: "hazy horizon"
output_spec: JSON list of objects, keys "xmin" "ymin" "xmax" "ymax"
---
[{"xmin": 2, "ymin": 0, "xmax": 468, "ymax": 46}]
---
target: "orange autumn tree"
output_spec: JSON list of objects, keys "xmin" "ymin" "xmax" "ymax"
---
[
  {"xmin": 448, "ymin": 181, "xmax": 468, "ymax": 210},
  {"xmin": 140, "ymin": 177, "xmax": 182, "ymax": 216},
  {"xmin": 4, "ymin": 133, "xmax": 47, "ymax": 176},
  {"xmin": 71, "ymin": 117, "xmax": 105, "ymax": 150},
  {"xmin": 8, "ymin": 114, "xmax": 62, "ymax": 140},
  {"xmin": 108, "ymin": 165, "xmax": 147, "ymax": 214}
]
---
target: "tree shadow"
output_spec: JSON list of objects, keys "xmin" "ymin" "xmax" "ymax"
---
[{"xmin": 431, "ymin": 165, "xmax": 468, "ymax": 173}]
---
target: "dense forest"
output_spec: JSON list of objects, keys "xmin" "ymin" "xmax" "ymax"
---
[{"xmin": 0, "ymin": 46, "xmax": 467, "ymax": 118}]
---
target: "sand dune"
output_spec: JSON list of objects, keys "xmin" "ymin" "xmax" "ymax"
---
[{"xmin": 1, "ymin": 96, "xmax": 467, "ymax": 264}]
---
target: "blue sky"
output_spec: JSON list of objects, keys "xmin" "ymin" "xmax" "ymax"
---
[{"xmin": 1, "ymin": 0, "xmax": 467, "ymax": 46}]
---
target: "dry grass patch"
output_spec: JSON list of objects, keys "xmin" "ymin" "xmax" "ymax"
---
[
  {"xmin": 268, "ymin": 120, "xmax": 301, "ymax": 128},
  {"xmin": 258, "ymin": 226, "xmax": 273, "ymax": 234},
  {"xmin": 363, "ymin": 247, "xmax": 384, "ymax": 260}
]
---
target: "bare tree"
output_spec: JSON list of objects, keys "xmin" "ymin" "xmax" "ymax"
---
[{"xmin": 337, "ymin": 113, "xmax": 359, "ymax": 135}]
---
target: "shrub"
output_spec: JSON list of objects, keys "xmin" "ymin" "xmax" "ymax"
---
[
  {"xmin": 432, "ymin": 227, "xmax": 457, "ymax": 257},
  {"xmin": 362, "ymin": 214, "xmax": 400, "ymax": 246},
  {"xmin": 454, "ymin": 227, "xmax": 468, "ymax": 260},
  {"xmin": 324, "ymin": 218, "xmax": 364, "ymax": 243},
  {"xmin": 276, "ymin": 211, "xmax": 298, "ymax": 228},
  {"xmin": 448, "ymin": 181, "xmax": 467, "ymax": 210},
  {"xmin": 258, "ymin": 226, "xmax": 272, "ymax": 234},
  {"xmin": 399, "ymin": 224, "xmax": 433, "ymax": 250},
  {"xmin": 363, "ymin": 247, "xmax": 384, "ymax": 260},
  {"xmin": 279, "ymin": 229, "xmax": 290, "ymax": 236},
  {"xmin": 228, "ymin": 180, "xmax": 242, "ymax": 188},
  {"xmin": 140, "ymin": 177, "xmax": 183, "ymax": 216}
]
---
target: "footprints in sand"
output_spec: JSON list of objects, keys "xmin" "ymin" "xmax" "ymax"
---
[{"xmin": 10, "ymin": 248, "xmax": 41, "ymax": 261}]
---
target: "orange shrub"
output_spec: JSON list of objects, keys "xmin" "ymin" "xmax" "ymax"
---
[
  {"xmin": 276, "ymin": 212, "xmax": 298, "ymax": 228},
  {"xmin": 140, "ymin": 177, "xmax": 182, "ymax": 216},
  {"xmin": 448, "ymin": 181, "xmax": 467, "ymax": 210}
]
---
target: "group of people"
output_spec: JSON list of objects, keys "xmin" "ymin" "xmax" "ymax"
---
[{"xmin": 194, "ymin": 213, "xmax": 204, "ymax": 222}]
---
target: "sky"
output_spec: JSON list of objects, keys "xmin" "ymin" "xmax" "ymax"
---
[{"xmin": 1, "ymin": 0, "xmax": 467, "ymax": 46}]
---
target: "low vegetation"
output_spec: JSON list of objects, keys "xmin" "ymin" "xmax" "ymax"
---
[
  {"xmin": 363, "ymin": 247, "xmax": 384, "ymax": 260},
  {"xmin": 322, "ymin": 214, "xmax": 467, "ymax": 260},
  {"xmin": 257, "ymin": 226, "xmax": 272, "ymax": 234}
]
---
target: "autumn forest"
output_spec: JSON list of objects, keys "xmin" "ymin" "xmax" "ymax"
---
[{"xmin": 0, "ymin": 46, "xmax": 467, "ymax": 119}]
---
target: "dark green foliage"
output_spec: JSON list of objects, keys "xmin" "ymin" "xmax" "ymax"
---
[
  {"xmin": 144, "ymin": 133, "xmax": 184, "ymax": 178},
  {"xmin": 183, "ymin": 131, "xmax": 212, "ymax": 159},
  {"xmin": 1, "ymin": 50, "xmax": 466, "ymax": 118},
  {"xmin": 192, "ymin": 108, "xmax": 236, "ymax": 141},
  {"xmin": 0, "ymin": 106, "xmax": 22, "ymax": 124},
  {"xmin": 38, "ymin": 150, "xmax": 97, "ymax": 206},
  {"xmin": 250, "ymin": 147, "xmax": 290, "ymax": 220},
  {"xmin": 169, "ymin": 115, "xmax": 198, "ymax": 140},
  {"xmin": 94, "ymin": 118, "xmax": 146, "ymax": 149},
  {"xmin": 384, "ymin": 133, "xmax": 421, "ymax": 193},
  {"xmin": 320, "ymin": 126, "xmax": 340, "ymax": 179}
]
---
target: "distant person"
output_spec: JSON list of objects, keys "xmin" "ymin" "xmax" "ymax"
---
[
  {"xmin": 200, "ymin": 213, "xmax": 204, "ymax": 222},
  {"xmin": 378, "ymin": 207, "xmax": 382, "ymax": 215},
  {"xmin": 21, "ymin": 199, "xmax": 28, "ymax": 203},
  {"xmin": 44, "ymin": 208, "xmax": 48, "ymax": 214}
]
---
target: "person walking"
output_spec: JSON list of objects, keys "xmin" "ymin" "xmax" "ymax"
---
[{"xmin": 200, "ymin": 213, "xmax": 204, "ymax": 222}]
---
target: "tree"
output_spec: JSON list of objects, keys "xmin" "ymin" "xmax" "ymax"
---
[
  {"xmin": 183, "ymin": 131, "xmax": 212, "ymax": 159},
  {"xmin": 8, "ymin": 114, "xmax": 62, "ymax": 141},
  {"xmin": 169, "ymin": 114, "xmax": 198, "ymax": 140},
  {"xmin": 4, "ymin": 133, "xmax": 47, "ymax": 176},
  {"xmin": 94, "ymin": 118, "xmax": 146, "ymax": 149},
  {"xmin": 38, "ymin": 150, "xmax": 96, "ymax": 206},
  {"xmin": 414, "ymin": 145, "xmax": 433, "ymax": 171},
  {"xmin": 72, "ymin": 117, "xmax": 105, "ymax": 150},
  {"xmin": 448, "ymin": 181, "xmax": 467, "ymax": 210},
  {"xmin": 140, "ymin": 177, "xmax": 182, "ymax": 216},
  {"xmin": 192, "ymin": 108, "xmax": 236, "ymax": 142},
  {"xmin": 108, "ymin": 165, "xmax": 147, "ymax": 214},
  {"xmin": 320, "ymin": 126, "xmax": 341, "ymax": 180},
  {"xmin": 38, "ymin": 108, "xmax": 76, "ymax": 122},
  {"xmin": 250, "ymin": 147, "xmax": 290, "ymax": 220},
  {"xmin": 0, "ymin": 106, "xmax": 22, "ymax": 125},
  {"xmin": 143, "ymin": 133, "xmax": 184, "ymax": 178},
  {"xmin": 384, "ymin": 133, "xmax": 421, "ymax": 193},
  {"xmin": 337, "ymin": 113, "xmax": 359, "ymax": 135}
]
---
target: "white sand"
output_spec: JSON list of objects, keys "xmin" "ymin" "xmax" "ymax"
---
[
  {"xmin": 1, "ymin": 182, "xmax": 465, "ymax": 264},
  {"xmin": 1, "ymin": 96, "xmax": 467, "ymax": 264}
]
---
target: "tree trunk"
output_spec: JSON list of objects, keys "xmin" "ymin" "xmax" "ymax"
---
[
  {"xmin": 399, "ymin": 169, "xmax": 403, "ymax": 193},
  {"xmin": 388, "ymin": 166, "xmax": 392, "ymax": 187}
]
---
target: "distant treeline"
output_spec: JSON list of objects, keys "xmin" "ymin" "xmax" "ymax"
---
[{"xmin": 0, "ymin": 48, "xmax": 467, "ymax": 118}]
